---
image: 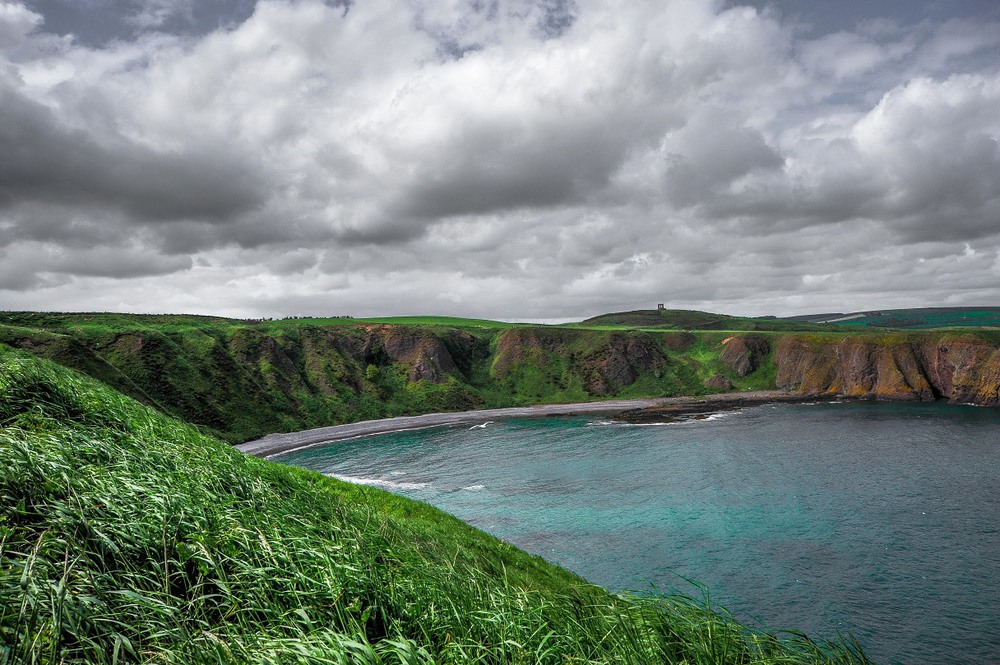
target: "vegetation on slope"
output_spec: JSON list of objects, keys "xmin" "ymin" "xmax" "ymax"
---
[
  {"xmin": 5, "ymin": 311, "xmax": 999, "ymax": 446},
  {"xmin": 780, "ymin": 307, "xmax": 1000, "ymax": 329},
  {"xmin": 575, "ymin": 309, "xmax": 839, "ymax": 332},
  {"xmin": 0, "ymin": 346, "xmax": 871, "ymax": 663},
  {"xmin": 0, "ymin": 312, "xmax": 786, "ymax": 443}
]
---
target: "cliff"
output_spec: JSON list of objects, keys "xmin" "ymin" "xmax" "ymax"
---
[
  {"xmin": 774, "ymin": 333, "xmax": 1000, "ymax": 405},
  {"xmin": 2, "ymin": 312, "xmax": 999, "ymax": 443}
]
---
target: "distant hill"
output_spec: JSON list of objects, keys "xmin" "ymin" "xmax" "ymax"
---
[
  {"xmin": 781, "ymin": 307, "xmax": 1000, "ymax": 329},
  {"xmin": 575, "ymin": 308, "xmax": 837, "ymax": 332}
]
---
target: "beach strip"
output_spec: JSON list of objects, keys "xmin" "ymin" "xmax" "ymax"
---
[{"xmin": 235, "ymin": 390, "xmax": 808, "ymax": 458}]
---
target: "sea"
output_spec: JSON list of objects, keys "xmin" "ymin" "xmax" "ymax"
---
[{"xmin": 274, "ymin": 400, "xmax": 1000, "ymax": 665}]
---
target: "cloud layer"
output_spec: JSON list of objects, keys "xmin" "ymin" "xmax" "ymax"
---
[{"xmin": 2, "ymin": 0, "xmax": 999, "ymax": 319}]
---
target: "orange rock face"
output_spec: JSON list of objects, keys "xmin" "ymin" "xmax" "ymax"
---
[{"xmin": 774, "ymin": 334, "xmax": 1000, "ymax": 405}]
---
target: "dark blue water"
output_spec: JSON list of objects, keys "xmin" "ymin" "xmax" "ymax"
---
[{"xmin": 276, "ymin": 401, "xmax": 1000, "ymax": 664}]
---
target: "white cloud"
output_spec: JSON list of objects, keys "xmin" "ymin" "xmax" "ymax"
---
[
  {"xmin": 1, "ymin": 0, "xmax": 1000, "ymax": 318},
  {"xmin": 0, "ymin": 1, "xmax": 41, "ymax": 49},
  {"xmin": 127, "ymin": 0, "xmax": 195, "ymax": 30}
]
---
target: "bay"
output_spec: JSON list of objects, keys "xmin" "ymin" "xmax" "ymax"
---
[{"xmin": 275, "ymin": 401, "xmax": 1000, "ymax": 665}]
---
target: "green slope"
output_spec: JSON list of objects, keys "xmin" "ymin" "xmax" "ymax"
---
[
  {"xmin": 0, "ymin": 346, "xmax": 869, "ymax": 663},
  {"xmin": 575, "ymin": 309, "xmax": 838, "ymax": 332},
  {"xmin": 781, "ymin": 307, "xmax": 1000, "ymax": 329}
]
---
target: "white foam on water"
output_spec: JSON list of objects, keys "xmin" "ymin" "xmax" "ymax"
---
[
  {"xmin": 700, "ymin": 410, "xmax": 742, "ymax": 422},
  {"xmin": 328, "ymin": 473, "xmax": 430, "ymax": 491}
]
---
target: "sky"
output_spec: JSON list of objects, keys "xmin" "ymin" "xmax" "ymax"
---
[{"xmin": 1, "ymin": 1, "xmax": 999, "ymax": 322}]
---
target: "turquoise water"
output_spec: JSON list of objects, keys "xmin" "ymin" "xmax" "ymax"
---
[{"xmin": 276, "ymin": 401, "xmax": 1000, "ymax": 664}]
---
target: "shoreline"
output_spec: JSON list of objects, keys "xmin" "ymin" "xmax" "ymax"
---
[{"xmin": 236, "ymin": 390, "xmax": 812, "ymax": 458}]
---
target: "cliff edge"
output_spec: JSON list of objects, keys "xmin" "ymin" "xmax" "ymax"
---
[{"xmin": 774, "ymin": 333, "xmax": 1000, "ymax": 405}]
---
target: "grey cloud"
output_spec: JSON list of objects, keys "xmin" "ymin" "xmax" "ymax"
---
[
  {"xmin": 0, "ymin": 239, "xmax": 191, "ymax": 291},
  {"xmin": 53, "ymin": 245, "xmax": 194, "ymax": 278},
  {"xmin": 126, "ymin": 0, "xmax": 195, "ymax": 30},
  {"xmin": 0, "ymin": 79, "xmax": 266, "ymax": 224},
  {"xmin": 390, "ymin": 110, "xmax": 663, "ymax": 220},
  {"xmin": 399, "ymin": 154, "xmax": 581, "ymax": 219},
  {"xmin": 265, "ymin": 248, "xmax": 319, "ymax": 275},
  {"xmin": 332, "ymin": 214, "xmax": 430, "ymax": 245},
  {"xmin": 0, "ymin": 248, "xmax": 48, "ymax": 290},
  {"xmin": 150, "ymin": 213, "xmax": 319, "ymax": 255},
  {"xmin": 534, "ymin": 0, "xmax": 576, "ymax": 39},
  {"xmin": 662, "ymin": 119, "xmax": 784, "ymax": 208},
  {"xmin": 411, "ymin": 0, "xmax": 578, "ymax": 60},
  {"xmin": 24, "ymin": 0, "xmax": 259, "ymax": 45},
  {"xmin": 0, "ymin": 204, "xmax": 125, "ymax": 248},
  {"xmin": 681, "ymin": 72, "xmax": 1000, "ymax": 248},
  {"xmin": 913, "ymin": 18, "xmax": 1000, "ymax": 74}
]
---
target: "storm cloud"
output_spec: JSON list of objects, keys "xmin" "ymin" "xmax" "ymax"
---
[{"xmin": 2, "ymin": 0, "xmax": 999, "ymax": 320}]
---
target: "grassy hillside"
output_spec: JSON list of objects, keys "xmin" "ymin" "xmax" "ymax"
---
[
  {"xmin": 0, "ymin": 346, "xmax": 870, "ymax": 663},
  {"xmin": 781, "ymin": 307, "xmax": 1000, "ymax": 329},
  {"xmin": 575, "ymin": 309, "xmax": 838, "ymax": 332}
]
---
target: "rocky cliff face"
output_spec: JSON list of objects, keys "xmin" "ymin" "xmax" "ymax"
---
[
  {"xmin": 582, "ymin": 333, "xmax": 670, "ymax": 395},
  {"xmin": 720, "ymin": 335, "xmax": 769, "ymax": 377},
  {"xmin": 6, "ymin": 315, "xmax": 1000, "ymax": 444},
  {"xmin": 774, "ymin": 334, "xmax": 1000, "ymax": 405},
  {"xmin": 491, "ymin": 328, "xmax": 673, "ymax": 396},
  {"xmin": 380, "ymin": 328, "xmax": 457, "ymax": 383}
]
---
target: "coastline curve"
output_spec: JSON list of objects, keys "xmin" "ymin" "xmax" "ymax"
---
[{"xmin": 236, "ymin": 390, "xmax": 803, "ymax": 458}]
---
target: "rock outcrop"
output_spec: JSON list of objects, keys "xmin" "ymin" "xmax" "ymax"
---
[
  {"xmin": 704, "ymin": 373, "xmax": 734, "ymax": 390},
  {"xmin": 491, "ymin": 329, "xmax": 674, "ymax": 396},
  {"xmin": 774, "ymin": 334, "xmax": 1000, "ymax": 405},
  {"xmin": 720, "ymin": 335, "xmax": 770, "ymax": 376},
  {"xmin": 382, "ymin": 328, "xmax": 457, "ymax": 384},
  {"xmin": 583, "ymin": 333, "xmax": 669, "ymax": 395}
]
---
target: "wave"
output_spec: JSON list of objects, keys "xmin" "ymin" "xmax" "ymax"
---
[
  {"xmin": 327, "ymin": 473, "xmax": 430, "ymax": 491},
  {"xmin": 620, "ymin": 421, "xmax": 685, "ymax": 427},
  {"xmin": 700, "ymin": 410, "xmax": 741, "ymax": 422}
]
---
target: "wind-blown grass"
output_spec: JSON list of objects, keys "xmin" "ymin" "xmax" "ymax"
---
[{"xmin": 0, "ymin": 346, "xmax": 871, "ymax": 663}]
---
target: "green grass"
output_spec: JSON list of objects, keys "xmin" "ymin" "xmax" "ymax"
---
[
  {"xmin": 784, "ymin": 307, "xmax": 1000, "ymax": 330},
  {"xmin": 571, "ymin": 310, "xmax": 842, "ymax": 333},
  {"xmin": 313, "ymin": 316, "xmax": 524, "ymax": 329},
  {"xmin": 0, "ymin": 345, "xmax": 872, "ymax": 664},
  {"xmin": 0, "ymin": 312, "xmax": 522, "ymax": 335}
]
